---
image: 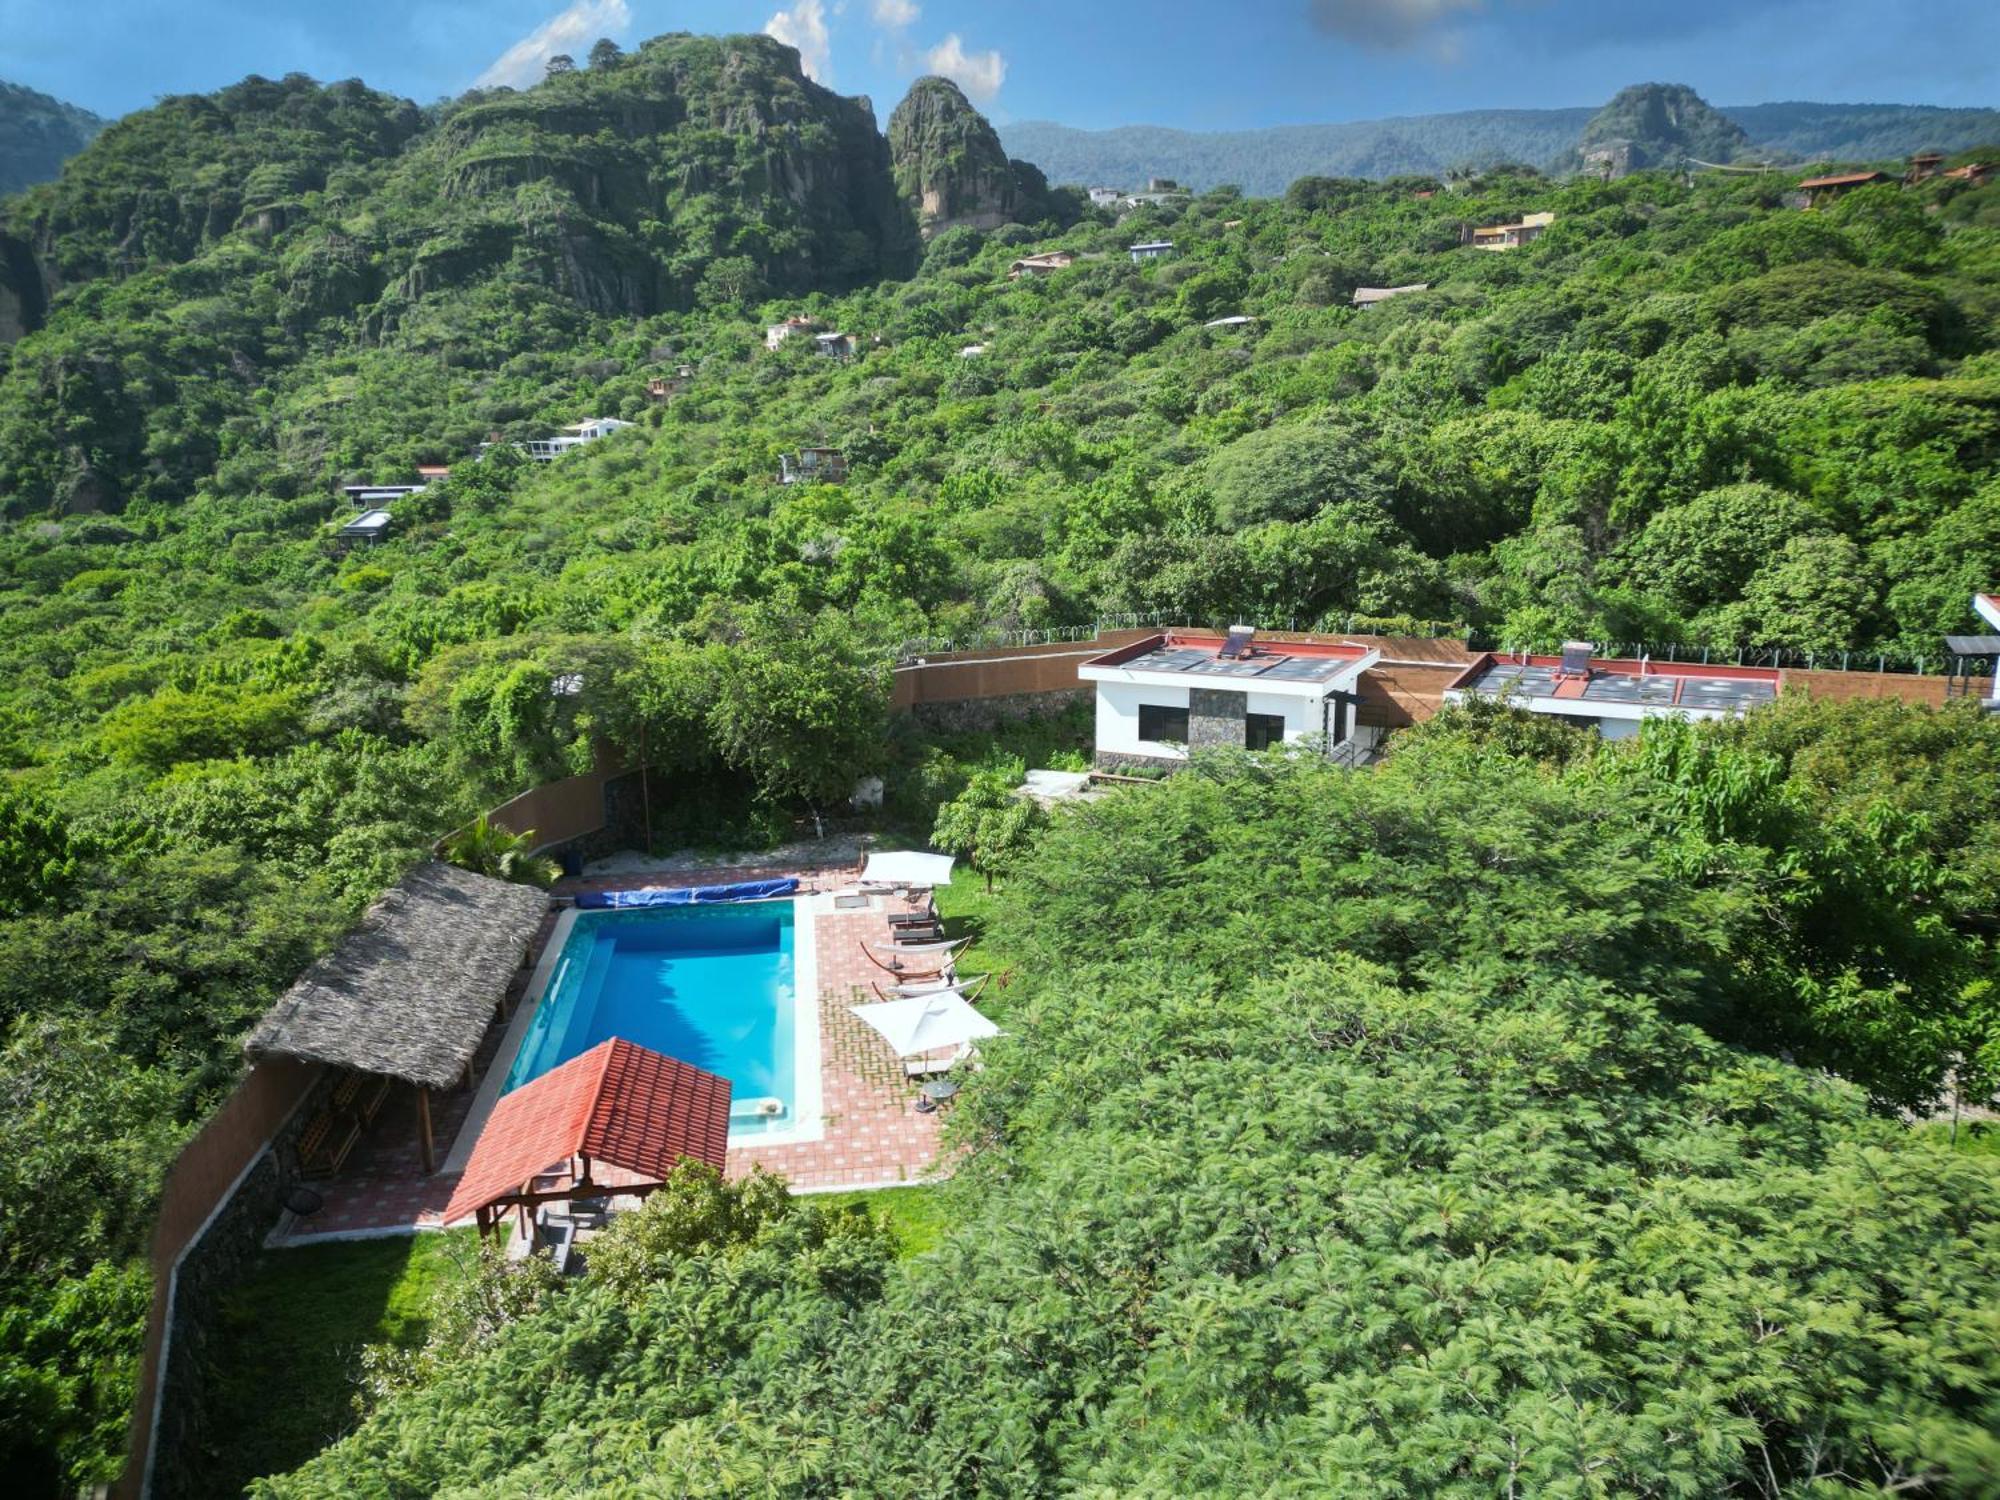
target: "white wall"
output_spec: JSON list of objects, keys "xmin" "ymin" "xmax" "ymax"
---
[
  {"xmin": 1244, "ymin": 689, "xmax": 1322, "ymax": 746},
  {"xmin": 1095, "ymin": 682, "xmax": 1191, "ymax": 760}
]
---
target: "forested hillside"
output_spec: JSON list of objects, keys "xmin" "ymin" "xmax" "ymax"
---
[
  {"xmin": 261, "ymin": 728, "xmax": 2000, "ymax": 1496},
  {"xmin": 2, "ymin": 27, "xmax": 2000, "ymax": 1494},
  {"xmin": 0, "ymin": 81, "xmax": 104, "ymax": 198}
]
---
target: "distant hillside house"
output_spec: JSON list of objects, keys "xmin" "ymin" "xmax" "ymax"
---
[
  {"xmin": 520, "ymin": 417, "xmax": 633, "ymax": 461},
  {"xmin": 1444, "ymin": 644, "xmax": 1778, "ymax": 739},
  {"xmin": 336, "ymin": 509, "xmax": 393, "ymax": 547},
  {"xmin": 479, "ymin": 417, "xmax": 633, "ymax": 463},
  {"xmin": 1353, "ymin": 283, "xmax": 1430, "ymax": 309},
  {"xmin": 1798, "ymin": 170, "xmax": 1890, "ymax": 207},
  {"xmin": 1008, "ymin": 251, "xmax": 1077, "ymax": 279},
  {"xmin": 1204, "ymin": 315, "xmax": 1258, "ymax": 330},
  {"xmin": 779, "ymin": 447, "xmax": 848, "ymax": 486},
  {"xmin": 1129, "ymin": 240, "xmax": 1175, "ymax": 262},
  {"xmin": 765, "ymin": 316, "xmax": 821, "ymax": 350},
  {"xmin": 340, "ymin": 483, "xmax": 428, "ymax": 508},
  {"xmin": 813, "ymin": 331, "xmax": 858, "ymax": 360},
  {"xmin": 1465, "ymin": 211, "xmax": 1554, "ymax": 251},
  {"xmin": 1088, "ymin": 186, "xmax": 1123, "ymax": 207},
  {"xmin": 1944, "ymin": 162, "xmax": 1996, "ymax": 187},
  {"xmin": 1907, "ymin": 152, "xmax": 1946, "ymax": 183},
  {"xmin": 1079, "ymin": 629, "xmax": 1382, "ymax": 772}
]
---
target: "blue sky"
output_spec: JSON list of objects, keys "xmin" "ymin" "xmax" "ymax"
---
[{"xmin": 3, "ymin": 0, "xmax": 1994, "ymax": 127}]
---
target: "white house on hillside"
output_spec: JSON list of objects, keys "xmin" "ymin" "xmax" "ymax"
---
[
  {"xmin": 515, "ymin": 417, "xmax": 634, "ymax": 461},
  {"xmin": 1078, "ymin": 629, "xmax": 1380, "ymax": 770}
]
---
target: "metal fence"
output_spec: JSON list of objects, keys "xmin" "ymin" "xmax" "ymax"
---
[
  {"xmin": 892, "ymin": 614, "xmax": 1987, "ymax": 682},
  {"xmin": 892, "ymin": 612, "xmax": 1471, "ymax": 663}
]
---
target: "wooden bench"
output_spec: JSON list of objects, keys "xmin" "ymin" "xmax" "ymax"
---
[
  {"xmin": 297, "ymin": 1109, "xmax": 361, "ymax": 1178},
  {"xmin": 354, "ymin": 1073, "xmax": 392, "ymax": 1125}
]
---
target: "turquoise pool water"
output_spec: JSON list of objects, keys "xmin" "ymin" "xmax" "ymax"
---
[{"xmin": 504, "ymin": 903, "xmax": 797, "ymax": 1135}]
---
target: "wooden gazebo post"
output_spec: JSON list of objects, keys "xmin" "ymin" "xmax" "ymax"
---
[{"xmin": 416, "ymin": 1086, "xmax": 435, "ymax": 1175}]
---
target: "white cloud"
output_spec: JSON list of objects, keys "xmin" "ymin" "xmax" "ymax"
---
[
  {"xmin": 475, "ymin": 0, "xmax": 630, "ymax": 89},
  {"xmin": 765, "ymin": 0, "xmax": 834, "ymax": 82},
  {"xmin": 1307, "ymin": 0, "xmax": 1484, "ymax": 54},
  {"xmin": 870, "ymin": 0, "xmax": 920, "ymax": 27},
  {"xmin": 923, "ymin": 33, "xmax": 1006, "ymax": 103}
]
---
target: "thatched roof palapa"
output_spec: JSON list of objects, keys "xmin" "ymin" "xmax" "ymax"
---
[{"xmin": 245, "ymin": 862, "xmax": 550, "ymax": 1091}]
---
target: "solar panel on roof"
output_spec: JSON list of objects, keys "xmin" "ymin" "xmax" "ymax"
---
[
  {"xmin": 1220, "ymin": 625, "xmax": 1256, "ymax": 659},
  {"xmin": 1559, "ymin": 641, "xmax": 1594, "ymax": 676}
]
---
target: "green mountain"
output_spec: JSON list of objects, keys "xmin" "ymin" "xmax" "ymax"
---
[
  {"xmin": 1569, "ymin": 82, "xmax": 1755, "ymax": 175},
  {"xmin": 1000, "ymin": 110, "xmax": 1594, "ymax": 193},
  {"xmin": 887, "ymin": 74, "xmax": 1027, "ymax": 238},
  {"xmin": 7, "ymin": 34, "xmax": 915, "ymax": 323},
  {"xmin": 1000, "ymin": 95, "xmax": 2000, "ymax": 192},
  {"xmin": 0, "ymin": 33, "xmax": 936, "ymax": 511},
  {"xmin": 1728, "ymin": 100, "xmax": 2000, "ymax": 164},
  {"xmin": 0, "ymin": 80, "xmax": 104, "ymax": 198}
]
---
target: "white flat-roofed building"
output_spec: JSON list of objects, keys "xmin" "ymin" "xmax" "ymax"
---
[
  {"xmin": 337, "ymin": 508, "xmax": 393, "ymax": 546},
  {"xmin": 516, "ymin": 416, "xmax": 634, "ymax": 461},
  {"xmin": 1442, "ymin": 645, "xmax": 1781, "ymax": 739},
  {"xmin": 1078, "ymin": 629, "xmax": 1381, "ymax": 770}
]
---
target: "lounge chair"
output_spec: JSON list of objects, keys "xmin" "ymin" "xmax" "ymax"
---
[
  {"xmin": 297, "ymin": 1109, "xmax": 361, "ymax": 1178},
  {"xmin": 859, "ymin": 938, "xmax": 966, "ymax": 979},
  {"xmin": 872, "ymin": 973, "xmax": 989, "ymax": 1004}
]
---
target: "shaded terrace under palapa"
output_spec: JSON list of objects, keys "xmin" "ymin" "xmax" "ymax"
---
[{"xmin": 244, "ymin": 861, "xmax": 550, "ymax": 1174}]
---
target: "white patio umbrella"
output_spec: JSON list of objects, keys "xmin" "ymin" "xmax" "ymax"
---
[
  {"xmin": 860, "ymin": 850, "xmax": 956, "ymax": 887},
  {"xmin": 849, "ymin": 992, "xmax": 999, "ymax": 1058}
]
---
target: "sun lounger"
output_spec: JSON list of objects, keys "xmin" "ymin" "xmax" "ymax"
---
[
  {"xmin": 297, "ymin": 1109, "xmax": 361, "ymax": 1178},
  {"xmin": 873, "ymin": 973, "xmax": 989, "ymax": 1004},
  {"xmin": 859, "ymin": 939, "xmax": 965, "ymax": 980}
]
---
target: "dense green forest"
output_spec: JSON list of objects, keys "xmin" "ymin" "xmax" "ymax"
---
[
  {"xmin": 1, "ymin": 27, "xmax": 1999, "ymax": 1494},
  {"xmin": 261, "ymin": 718, "xmax": 2000, "ymax": 1496}
]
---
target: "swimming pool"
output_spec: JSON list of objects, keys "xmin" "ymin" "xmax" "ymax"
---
[{"xmin": 503, "ymin": 901, "xmax": 814, "ymax": 1139}]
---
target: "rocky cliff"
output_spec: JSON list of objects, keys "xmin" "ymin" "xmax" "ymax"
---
[
  {"xmin": 888, "ymin": 76, "xmax": 1023, "ymax": 238},
  {"xmin": 1572, "ymin": 83, "xmax": 1755, "ymax": 177}
]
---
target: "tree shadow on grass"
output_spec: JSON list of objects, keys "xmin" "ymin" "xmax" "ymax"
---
[{"xmin": 199, "ymin": 1229, "xmax": 477, "ymax": 1494}]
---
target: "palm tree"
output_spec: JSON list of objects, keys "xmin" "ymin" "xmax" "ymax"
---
[{"xmin": 443, "ymin": 815, "xmax": 561, "ymax": 888}]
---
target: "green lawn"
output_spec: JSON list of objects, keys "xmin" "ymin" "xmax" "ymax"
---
[
  {"xmin": 809, "ymin": 1184, "xmax": 949, "ymax": 1256},
  {"xmin": 933, "ymin": 868, "xmax": 1032, "ymax": 1021},
  {"xmin": 204, "ymin": 1228, "xmax": 482, "ymax": 1494}
]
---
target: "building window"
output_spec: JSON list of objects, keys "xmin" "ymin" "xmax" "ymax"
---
[
  {"xmin": 1245, "ymin": 712, "xmax": 1287, "ymax": 752},
  {"xmin": 1138, "ymin": 703, "xmax": 1189, "ymax": 745}
]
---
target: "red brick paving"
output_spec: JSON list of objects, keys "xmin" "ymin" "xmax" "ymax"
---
[{"xmin": 272, "ymin": 868, "xmax": 956, "ymax": 1244}]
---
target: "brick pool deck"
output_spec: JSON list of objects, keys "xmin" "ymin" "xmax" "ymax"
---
[{"xmin": 270, "ymin": 867, "xmax": 954, "ymax": 1245}]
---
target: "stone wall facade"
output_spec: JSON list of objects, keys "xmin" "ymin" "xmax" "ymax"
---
[
  {"xmin": 1094, "ymin": 750, "xmax": 1183, "ymax": 774},
  {"xmin": 1187, "ymin": 687, "xmax": 1247, "ymax": 752},
  {"xmin": 149, "ymin": 1067, "xmax": 329, "ymax": 1500}
]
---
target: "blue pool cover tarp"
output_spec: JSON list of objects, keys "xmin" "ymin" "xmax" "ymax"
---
[{"xmin": 575, "ymin": 877, "xmax": 798, "ymax": 909}]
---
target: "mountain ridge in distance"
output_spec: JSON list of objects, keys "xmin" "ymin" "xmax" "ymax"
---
[
  {"xmin": 1000, "ymin": 96, "xmax": 2000, "ymax": 194},
  {"xmin": 0, "ymin": 79, "xmax": 105, "ymax": 197}
]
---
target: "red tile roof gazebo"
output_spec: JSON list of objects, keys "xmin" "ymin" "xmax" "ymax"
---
[{"xmin": 444, "ymin": 1037, "xmax": 731, "ymax": 1232}]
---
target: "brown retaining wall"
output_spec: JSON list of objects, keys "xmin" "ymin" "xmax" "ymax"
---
[
  {"xmin": 485, "ymin": 765, "xmax": 614, "ymax": 847},
  {"xmin": 121, "ymin": 1058, "xmax": 323, "ymax": 1499},
  {"xmin": 889, "ymin": 630, "xmax": 1986, "ymax": 724}
]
